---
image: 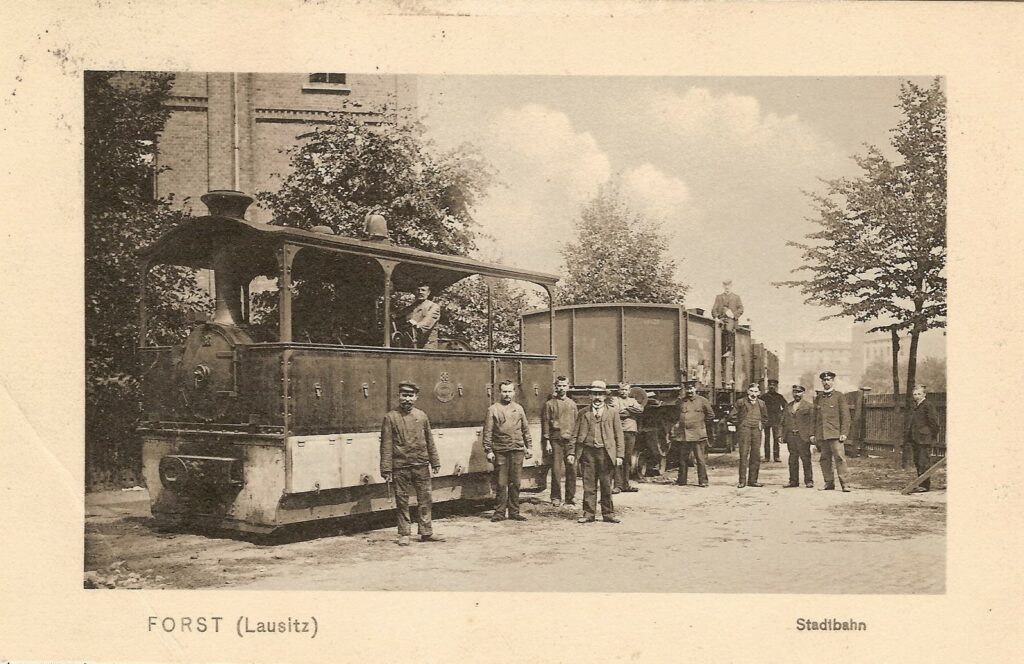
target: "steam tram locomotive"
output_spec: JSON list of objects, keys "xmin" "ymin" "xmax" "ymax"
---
[
  {"xmin": 137, "ymin": 191, "xmax": 558, "ymax": 533},
  {"xmin": 137, "ymin": 191, "xmax": 778, "ymax": 532}
]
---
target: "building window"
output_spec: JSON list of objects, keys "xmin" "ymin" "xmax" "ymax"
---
[{"xmin": 309, "ymin": 73, "xmax": 346, "ymax": 85}]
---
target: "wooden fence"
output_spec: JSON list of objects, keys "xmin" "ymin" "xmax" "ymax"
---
[{"xmin": 845, "ymin": 391, "xmax": 946, "ymax": 457}]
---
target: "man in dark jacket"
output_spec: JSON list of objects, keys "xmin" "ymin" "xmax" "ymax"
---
[
  {"xmin": 541, "ymin": 375, "xmax": 578, "ymax": 506},
  {"xmin": 730, "ymin": 383, "xmax": 768, "ymax": 488},
  {"xmin": 782, "ymin": 384, "xmax": 815, "ymax": 488},
  {"xmin": 380, "ymin": 381, "xmax": 443, "ymax": 546},
  {"xmin": 760, "ymin": 379, "xmax": 787, "ymax": 462},
  {"xmin": 671, "ymin": 379, "xmax": 715, "ymax": 487},
  {"xmin": 906, "ymin": 385, "xmax": 941, "ymax": 493},
  {"xmin": 483, "ymin": 380, "xmax": 533, "ymax": 522},
  {"xmin": 810, "ymin": 371, "xmax": 851, "ymax": 492},
  {"xmin": 567, "ymin": 380, "xmax": 624, "ymax": 524}
]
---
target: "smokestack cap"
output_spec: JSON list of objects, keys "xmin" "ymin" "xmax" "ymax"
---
[{"xmin": 201, "ymin": 190, "xmax": 254, "ymax": 221}]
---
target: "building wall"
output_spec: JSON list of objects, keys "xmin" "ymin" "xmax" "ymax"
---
[{"xmin": 155, "ymin": 72, "xmax": 417, "ymax": 223}]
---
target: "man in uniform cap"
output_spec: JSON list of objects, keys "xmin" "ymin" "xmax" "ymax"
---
[
  {"xmin": 567, "ymin": 380, "xmax": 624, "ymax": 523},
  {"xmin": 810, "ymin": 371, "xmax": 851, "ymax": 492},
  {"xmin": 760, "ymin": 378, "xmax": 787, "ymax": 462},
  {"xmin": 782, "ymin": 384, "xmax": 815, "ymax": 488},
  {"xmin": 671, "ymin": 379, "xmax": 715, "ymax": 487},
  {"xmin": 380, "ymin": 381, "xmax": 444, "ymax": 545}
]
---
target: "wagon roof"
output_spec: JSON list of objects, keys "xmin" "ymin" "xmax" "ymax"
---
[{"xmin": 137, "ymin": 215, "xmax": 559, "ymax": 290}]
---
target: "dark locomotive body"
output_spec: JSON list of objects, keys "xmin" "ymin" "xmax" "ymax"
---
[{"xmin": 138, "ymin": 192, "xmax": 558, "ymax": 533}]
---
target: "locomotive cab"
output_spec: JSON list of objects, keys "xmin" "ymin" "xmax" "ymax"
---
[{"xmin": 137, "ymin": 191, "xmax": 559, "ymax": 533}]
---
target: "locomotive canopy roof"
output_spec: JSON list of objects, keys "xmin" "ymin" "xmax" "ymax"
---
[{"xmin": 138, "ymin": 215, "xmax": 560, "ymax": 293}]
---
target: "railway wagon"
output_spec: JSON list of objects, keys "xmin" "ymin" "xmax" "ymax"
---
[
  {"xmin": 137, "ymin": 191, "xmax": 558, "ymax": 533},
  {"xmin": 521, "ymin": 303, "xmax": 777, "ymax": 465}
]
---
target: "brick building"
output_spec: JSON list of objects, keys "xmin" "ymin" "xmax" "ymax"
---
[{"xmin": 155, "ymin": 72, "xmax": 417, "ymax": 223}]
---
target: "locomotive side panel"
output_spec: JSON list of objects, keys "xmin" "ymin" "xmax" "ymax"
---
[
  {"xmin": 387, "ymin": 354, "xmax": 492, "ymax": 428},
  {"xmin": 238, "ymin": 346, "xmax": 286, "ymax": 429},
  {"xmin": 623, "ymin": 307, "xmax": 679, "ymax": 384}
]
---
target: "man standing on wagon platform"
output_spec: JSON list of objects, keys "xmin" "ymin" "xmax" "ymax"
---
[
  {"xmin": 380, "ymin": 381, "xmax": 444, "ymax": 546},
  {"xmin": 810, "ymin": 370, "xmax": 852, "ymax": 492},
  {"xmin": 542, "ymin": 376, "xmax": 578, "ymax": 507},
  {"xmin": 483, "ymin": 380, "xmax": 533, "ymax": 522},
  {"xmin": 567, "ymin": 380, "xmax": 624, "ymax": 524}
]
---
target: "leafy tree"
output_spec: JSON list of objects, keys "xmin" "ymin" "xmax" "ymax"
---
[
  {"xmin": 860, "ymin": 357, "xmax": 946, "ymax": 394},
  {"xmin": 85, "ymin": 71, "xmax": 207, "ymax": 487},
  {"xmin": 777, "ymin": 79, "xmax": 946, "ymax": 433},
  {"xmin": 557, "ymin": 183, "xmax": 689, "ymax": 305},
  {"xmin": 256, "ymin": 113, "xmax": 522, "ymax": 351}
]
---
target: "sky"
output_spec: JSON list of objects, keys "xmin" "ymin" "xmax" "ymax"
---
[{"xmin": 416, "ymin": 75, "xmax": 937, "ymax": 355}]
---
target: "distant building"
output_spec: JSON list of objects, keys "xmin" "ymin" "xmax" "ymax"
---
[
  {"xmin": 849, "ymin": 323, "xmax": 946, "ymax": 380},
  {"xmin": 154, "ymin": 72, "xmax": 418, "ymax": 223}
]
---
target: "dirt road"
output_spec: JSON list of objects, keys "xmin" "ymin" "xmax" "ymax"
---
[{"xmin": 85, "ymin": 453, "xmax": 945, "ymax": 593}]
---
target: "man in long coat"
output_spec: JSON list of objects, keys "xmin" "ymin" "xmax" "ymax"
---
[
  {"xmin": 782, "ymin": 384, "xmax": 815, "ymax": 488},
  {"xmin": 810, "ymin": 370, "xmax": 851, "ymax": 492},
  {"xmin": 730, "ymin": 383, "xmax": 768, "ymax": 488},
  {"xmin": 567, "ymin": 380, "xmax": 624, "ymax": 524},
  {"xmin": 905, "ymin": 385, "xmax": 941, "ymax": 493}
]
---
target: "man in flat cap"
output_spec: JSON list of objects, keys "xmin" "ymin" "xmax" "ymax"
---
[
  {"xmin": 782, "ymin": 384, "xmax": 815, "ymax": 488},
  {"xmin": 380, "ymin": 380, "xmax": 444, "ymax": 546},
  {"xmin": 760, "ymin": 378, "xmax": 787, "ymax": 463},
  {"xmin": 671, "ymin": 379, "xmax": 715, "ymax": 487},
  {"xmin": 483, "ymin": 380, "xmax": 534, "ymax": 522},
  {"xmin": 905, "ymin": 384, "xmax": 941, "ymax": 493},
  {"xmin": 399, "ymin": 282, "xmax": 441, "ymax": 349},
  {"xmin": 730, "ymin": 382, "xmax": 768, "ymax": 488},
  {"xmin": 567, "ymin": 380, "xmax": 624, "ymax": 523},
  {"xmin": 810, "ymin": 371, "xmax": 851, "ymax": 492}
]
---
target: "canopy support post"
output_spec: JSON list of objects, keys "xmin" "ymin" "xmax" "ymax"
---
[
  {"xmin": 276, "ymin": 244, "xmax": 297, "ymax": 343},
  {"xmin": 378, "ymin": 259, "xmax": 398, "ymax": 347}
]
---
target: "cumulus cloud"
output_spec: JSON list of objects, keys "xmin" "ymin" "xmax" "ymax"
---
[
  {"xmin": 619, "ymin": 163, "xmax": 696, "ymax": 227},
  {"xmin": 469, "ymin": 104, "xmax": 611, "ymax": 271}
]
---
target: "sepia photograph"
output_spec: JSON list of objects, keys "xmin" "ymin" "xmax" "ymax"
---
[
  {"xmin": 83, "ymin": 71, "xmax": 946, "ymax": 593},
  {"xmin": 3, "ymin": 2, "xmax": 1022, "ymax": 662}
]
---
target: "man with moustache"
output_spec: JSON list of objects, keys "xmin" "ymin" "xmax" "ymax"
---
[
  {"xmin": 380, "ymin": 381, "xmax": 444, "ymax": 546},
  {"xmin": 905, "ymin": 384, "xmax": 941, "ymax": 493},
  {"xmin": 730, "ymin": 383, "xmax": 768, "ymax": 488},
  {"xmin": 609, "ymin": 382, "xmax": 644, "ymax": 493},
  {"xmin": 810, "ymin": 370, "xmax": 851, "ymax": 492},
  {"xmin": 483, "ymin": 380, "xmax": 533, "ymax": 521},
  {"xmin": 760, "ymin": 379, "xmax": 787, "ymax": 462},
  {"xmin": 782, "ymin": 384, "xmax": 815, "ymax": 488},
  {"xmin": 671, "ymin": 379, "xmax": 715, "ymax": 487},
  {"xmin": 399, "ymin": 282, "xmax": 442, "ymax": 349},
  {"xmin": 567, "ymin": 380, "xmax": 625, "ymax": 524},
  {"xmin": 541, "ymin": 375, "xmax": 578, "ymax": 507}
]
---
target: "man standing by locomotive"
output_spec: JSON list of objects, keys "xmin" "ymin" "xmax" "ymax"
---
[
  {"xmin": 760, "ymin": 379, "xmax": 787, "ymax": 462},
  {"xmin": 567, "ymin": 380, "xmax": 624, "ymax": 524},
  {"xmin": 782, "ymin": 384, "xmax": 815, "ymax": 488},
  {"xmin": 730, "ymin": 383, "xmax": 767, "ymax": 488},
  {"xmin": 905, "ymin": 384, "xmax": 941, "ymax": 493},
  {"xmin": 542, "ymin": 375, "xmax": 578, "ymax": 507},
  {"xmin": 483, "ymin": 380, "xmax": 533, "ymax": 522},
  {"xmin": 672, "ymin": 379, "xmax": 715, "ymax": 487},
  {"xmin": 810, "ymin": 370, "xmax": 851, "ymax": 492},
  {"xmin": 380, "ymin": 381, "xmax": 444, "ymax": 546},
  {"xmin": 610, "ymin": 382, "xmax": 644, "ymax": 493}
]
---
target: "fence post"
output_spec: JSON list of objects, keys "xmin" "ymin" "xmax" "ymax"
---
[{"xmin": 856, "ymin": 387, "xmax": 871, "ymax": 457}]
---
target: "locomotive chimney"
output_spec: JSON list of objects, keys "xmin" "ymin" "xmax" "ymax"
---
[
  {"xmin": 201, "ymin": 190, "xmax": 254, "ymax": 221},
  {"xmin": 364, "ymin": 211, "xmax": 390, "ymax": 242}
]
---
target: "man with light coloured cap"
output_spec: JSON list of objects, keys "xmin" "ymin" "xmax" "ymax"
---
[
  {"xmin": 671, "ymin": 379, "xmax": 715, "ymax": 487},
  {"xmin": 380, "ymin": 380, "xmax": 444, "ymax": 546},
  {"xmin": 810, "ymin": 370, "xmax": 851, "ymax": 492},
  {"xmin": 567, "ymin": 380, "xmax": 624, "ymax": 524},
  {"xmin": 782, "ymin": 384, "xmax": 815, "ymax": 488}
]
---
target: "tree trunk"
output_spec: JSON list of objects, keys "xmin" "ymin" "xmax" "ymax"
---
[{"xmin": 890, "ymin": 327, "xmax": 905, "ymax": 468}]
